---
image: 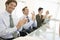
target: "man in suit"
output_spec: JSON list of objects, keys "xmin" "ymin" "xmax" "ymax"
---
[{"xmin": 36, "ymin": 7, "xmax": 45, "ymax": 28}]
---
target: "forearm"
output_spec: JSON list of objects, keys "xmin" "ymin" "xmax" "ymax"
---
[
  {"xmin": 32, "ymin": 20, "xmax": 37, "ymax": 27},
  {"xmin": 0, "ymin": 27, "xmax": 17, "ymax": 36},
  {"xmin": 23, "ymin": 21, "xmax": 34, "ymax": 29}
]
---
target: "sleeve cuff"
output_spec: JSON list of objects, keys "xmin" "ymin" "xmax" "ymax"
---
[{"xmin": 13, "ymin": 26, "xmax": 17, "ymax": 32}]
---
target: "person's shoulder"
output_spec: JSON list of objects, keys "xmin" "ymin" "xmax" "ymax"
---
[
  {"xmin": 36, "ymin": 14, "xmax": 39, "ymax": 16},
  {"xmin": 0, "ymin": 12, "xmax": 3, "ymax": 19},
  {"xmin": 41, "ymin": 15, "xmax": 44, "ymax": 16},
  {"xmin": 0, "ymin": 12, "xmax": 3, "ymax": 17},
  {"xmin": 19, "ymin": 14, "xmax": 25, "ymax": 20},
  {"xmin": 0, "ymin": 10, "xmax": 5, "ymax": 18},
  {"xmin": 41, "ymin": 15, "xmax": 44, "ymax": 17}
]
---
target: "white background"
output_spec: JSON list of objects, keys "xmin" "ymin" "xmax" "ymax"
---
[{"xmin": 0, "ymin": 0, "xmax": 60, "ymax": 40}]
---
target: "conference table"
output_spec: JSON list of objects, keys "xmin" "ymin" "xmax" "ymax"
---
[
  {"xmin": 13, "ymin": 24, "xmax": 51, "ymax": 40},
  {"xmin": 13, "ymin": 18, "xmax": 60, "ymax": 40}
]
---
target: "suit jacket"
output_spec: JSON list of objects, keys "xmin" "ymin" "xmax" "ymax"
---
[{"xmin": 36, "ymin": 14, "xmax": 44, "ymax": 28}]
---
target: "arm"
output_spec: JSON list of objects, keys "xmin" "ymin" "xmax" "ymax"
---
[
  {"xmin": 18, "ymin": 20, "xmax": 37, "ymax": 31},
  {"xmin": 32, "ymin": 20, "xmax": 37, "ymax": 27},
  {"xmin": 0, "ymin": 17, "xmax": 17, "ymax": 36},
  {"xmin": 22, "ymin": 20, "xmax": 34, "ymax": 29},
  {"xmin": 43, "ymin": 15, "xmax": 51, "ymax": 24},
  {"xmin": 43, "ymin": 18, "xmax": 50, "ymax": 24}
]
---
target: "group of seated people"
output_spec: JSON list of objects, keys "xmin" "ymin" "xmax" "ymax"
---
[
  {"xmin": 0, "ymin": 0, "xmax": 51, "ymax": 40},
  {"xmin": 19, "ymin": 6, "xmax": 51, "ymax": 36}
]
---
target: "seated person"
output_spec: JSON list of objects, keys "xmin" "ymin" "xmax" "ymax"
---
[
  {"xmin": 36, "ymin": 7, "xmax": 45, "ymax": 28},
  {"xmin": 0, "ymin": 0, "xmax": 28, "ymax": 40},
  {"xmin": 43, "ymin": 10, "xmax": 51, "ymax": 24},
  {"xmin": 43, "ymin": 11, "xmax": 52, "ymax": 29},
  {"xmin": 19, "ymin": 6, "xmax": 37, "ymax": 36}
]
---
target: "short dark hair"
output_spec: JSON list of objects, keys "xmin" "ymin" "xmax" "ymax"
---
[
  {"xmin": 5, "ymin": 0, "xmax": 17, "ymax": 6},
  {"xmin": 38, "ymin": 7, "xmax": 43, "ymax": 12},
  {"xmin": 22, "ymin": 6, "xmax": 27, "ymax": 11}
]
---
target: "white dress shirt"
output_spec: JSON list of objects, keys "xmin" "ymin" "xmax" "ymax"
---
[
  {"xmin": 19, "ymin": 14, "xmax": 37, "ymax": 31},
  {"xmin": 0, "ymin": 10, "xmax": 19, "ymax": 39}
]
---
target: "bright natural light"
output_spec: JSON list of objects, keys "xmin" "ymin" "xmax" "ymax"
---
[{"xmin": 0, "ymin": 0, "xmax": 60, "ymax": 40}]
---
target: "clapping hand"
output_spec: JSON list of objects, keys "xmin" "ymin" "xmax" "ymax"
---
[
  {"xmin": 31, "ymin": 11, "xmax": 36, "ymax": 21},
  {"xmin": 16, "ymin": 18, "xmax": 28, "ymax": 29}
]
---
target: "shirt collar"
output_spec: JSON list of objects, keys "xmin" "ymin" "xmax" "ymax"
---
[
  {"xmin": 5, "ymin": 10, "xmax": 12, "ymax": 16},
  {"xmin": 23, "ymin": 14, "xmax": 28, "ymax": 18}
]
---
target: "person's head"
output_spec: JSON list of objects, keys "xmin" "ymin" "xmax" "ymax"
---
[
  {"xmin": 5, "ymin": 0, "xmax": 17, "ymax": 13},
  {"xmin": 22, "ymin": 6, "xmax": 29, "ymax": 16},
  {"xmin": 38, "ymin": 7, "xmax": 43, "ymax": 15},
  {"xmin": 46, "ymin": 10, "xmax": 49, "ymax": 15}
]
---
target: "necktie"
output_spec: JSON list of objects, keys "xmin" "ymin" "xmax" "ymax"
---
[
  {"xmin": 26, "ymin": 16, "xmax": 31, "ymax": 30},
  {"xmin": 26, "ymin": 16, "xmax": 30, "ymax": 22},
  {"xmin": 9, "ymin": 15, "xmax": 18, "ymax": 38},
  {"xmin": 9, "ymin": 15, "xmax": 14, "ymax": 28}
]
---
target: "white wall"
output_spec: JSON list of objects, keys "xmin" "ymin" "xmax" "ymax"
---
[{"xmin": 0, "ymin": 0, "xmax": 7, "ymax": 11}]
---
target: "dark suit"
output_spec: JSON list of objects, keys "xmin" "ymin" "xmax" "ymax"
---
[{"xmin": 36, "ymin": 14, "xmax": 44, "ymax": 28}]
